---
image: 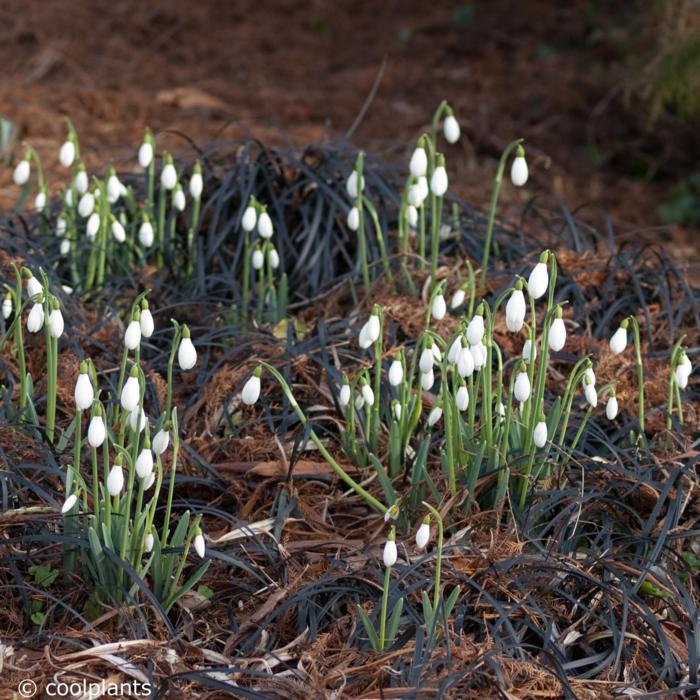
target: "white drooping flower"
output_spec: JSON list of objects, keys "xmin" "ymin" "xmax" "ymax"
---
[
  {"xmin": 609, "ymin": 326, "xmax": 627, "ymax": 355},
  {"xmin": 111, "ymin": 219, "xmax": 126, "ymax": 243},
  {"xmin": 88, "ymin": 415, "xmax": 106, "ymax": 448},
  {"xmin": 431, "ymin": 292, "xmax": 446, "ymax": 321},
  {"xmin": 56, "ymin": 217, "xmax": 67, "ymax": 237},
  {"xmin": 510, "ymin": 149, "xmax": 528, "ymax": 187},
  {"xmin": 430, "ymin": 164, "xmax": 448, "ymax": 197},
  {"xmin": 447, "ymin": 337, "xmax": 462, "ymax": 364},
  {"xmin": 26, "ymin": 274, "xmax": 43, "ymax": 299},
  {"xmin": 408, "ymin": 181, "xmax": 426, "ymax": 208},
  {"xmin": 13, "ymin": 159, "xmax": 30, "ymax": 186},
  {"xmin": 140, "ymin": 307, "xmax": 154, "ymax": 338},
  {"xmin": 419, "ymin": 346, "xmax": 435, "ymax": 374},
  {"xmin": 74, "ymin": 366, "xmax": 94, "ymax": 410},
  {"xmin": 347, "ymin": 206, "xmax": 360, "ymax": 231},
  {"xmin": 470, "ymin": 342, "xmax": 487, "ymax": 370},
  {"xmin": 431, "ymin": 342, "xmax": 442, "ymax": 363},
  {"xmin": 505, "ymin": 289, "xmax": 526, "ymax": 332},
  {"xmin": 584, "ymin": 382, "xmax": 598, "ymax": 408},
  {"xmin": 121, "ymin": 375, "xmax": 140, "ymax": 412},
  {"xmin": 251, "ymin": 247, "xmax": 264, "ymax": 270},
  {"xmin": 457, "ymin": 346, "xmax": 475, "ymax": 378},
  {"xmin": 421, "ymin": 369, "xmax": 434, "ymax": 391},
  {"xmin": 27, "ymin": 303, "xmax": 44, "ymax": 333},
  {"xmin": 242, "ymin": 372, "xmax": 261, "ymax": 405},
  {"xmin": 358, "ymin": 313, "xmax": 381, "ymax": 349},
  {"xmin": 338, "ymin": 383, "xmax": 351, "ymax": 408},
  {"xmin": 129, "ymin": 407, "xmax": 147, "ymax": 433},
  {"xmin": 178, "ymin": 328, "xmax": 197, "ymax": 370},
  {"xmin": 153, "ymin": 428, "xmax": 170, "ymax": 455},
  {"xmin": 48, "ymin": 307, "xmax": 64, "ymax": 338},
  {"xmin": 415, "ymin": 520, "xmax": 430, "ymax": 549},
  {"xmin": 124, "ymin": 319, "xmax": 141, "ymax": 351},
  {"xmin": 522, "ymin": 338, "xmax": 536, "ymax": 362},
  {"xmin": 456, "ymin": 385, "xmax": 469, "ymax": 411},
  {"xmin": 59, "ymin": 140, "xmax": 75, "ymax": 168},
  {"xmin": 35, "ymin": 191, "xmax": 47, "ymax": 212},
  {"xmin": 606, "ymin": 395, "xmax": 619, "ymax": 420},
  {"xmin": 409, "ymin": 146, "xmax": 428, "ymax": 177},
  {"xmin": 393, "ymin": 401, "xmax": 402, "ymax": 421},
  {"xmin": 194, "ymin": 531, "xmax": 206, "ymax": 559},
  {"xmin": 388, "ymin": 360, "xmax": 404, "ymax": 386},
  {"xmin": 61, "ymin": 493, "xmax": 78, "ymax": 514},
  {"xmin": 383, "ymin": 536, "xmax": 397, "ymax": 567},
  {"xmin": 77, "ymin": 191, "xmax": 95, "ymax": 218},
  {"xmin": 346, "ymin": 170, "xmax": 365, "ymax": 199},
  {"xmin": 514, "ymin": 371, "xmax": 531, "ymax": 402},
  {"xmin": 406, "ymin": 204, "xmax": 418, "ymax": 228},
  {"xmin": 428, "ymin": 406, "xmax": 443, "ymax": 427},
  {"xmin": 466, "ymin": 314, "xmax": 485, "ymax": 346},
  {"xmin": 675, "ymin": 353, "xmax": 692, "ymax": 389},
  {"xmin": 173, "ymin": 186, "xmax": 186, "ymax": 212},
  {"xmin": 450, "ymin": 288, "xmax": 466, "ymax": 310},
  {"xmin": 2, "ymin": 294, "xmax": 12, "ymax": 319},
  {"xmin": 138, "ymin": 140, "xmax": 154, "ymax": 168},
  {"xmin": 107, "ymin": 465, "xmax": 124, "ymax": 496},
  {"xmin": 139, "ymin": 219, "xmax": 154, "ymax": 247},
  {"xmin": 107, "ymin": 174, "xmax": 123, "ymax": 204},
  {"xmin": 64, "ymin": 189, "xmax": 73, "ymax": 206},
  {"xmin": 74, "ymin": 169, "xmax": 89, "ymax": 196},
  {"xmin": 144, "ymin": 532, "xmax": 154, "ymax": 553},
  {"xmin": 242, "ymin": 205, "xmax": 257, "ymax": 232},
  {"xmin": 527, "ymin": 261, "xmax": 549, "ymax": 299},
  {"xmin": 354, "ymin": 393, "xmax": 365, "ymax": 411},
  {"xmin": 143, "ymin": 472, "xmax": 156, "ymax": 491},
  {"xmin": 533, "ymin": 420, "xmax": 548, "ymax": 448},
  {"xmin": 361, "ymin": 383, "xmax": 375, "ymax": 407},
  {"xmin": 135, "ymin": 448, "xmax": 154, "ymax": 480},
  {"xmin": 444, "ymin": 114, "xmax": 460, "ymax": 144},
  {"xmin": 258, "ymin": 211, "xmax": 273, "ymax": 239},
  {"xmin": 189, "ymin": 169, "xmax": 203, "ymax": 199},
  {"xmin": 86, "ymin": 212, "xmax": 100, "ymax": 240},
  {"xmin": 549, "ymin": 317, "xmax": 567, "ymax": 352},
  {"xmin": 161, "ymin": 160, "xmax": 177, "ymax": 190}
]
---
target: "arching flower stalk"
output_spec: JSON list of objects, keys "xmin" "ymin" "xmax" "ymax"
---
[{"xmin": 186, "ymin": 160, "xmax": 203, "ymax": 275}]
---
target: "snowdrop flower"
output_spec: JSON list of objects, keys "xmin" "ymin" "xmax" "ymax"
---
[
  {"xmin": 431, "ymin": 343, "xmax": 442, "ymax": 363},
  {"xmin": 510, "ymin": 145, "xmax": 528, "ymax": 187},
  {"xmin": 533, "ymin": 420, "xmax": 547, "ymax": 448},
  {"xmin": 129, "ymin": 407, "xmax": 147, "ymax": 433},
  {"xmin": 111, "ymin": 219, "xmax": 126, "ymax": 243},
  {"xmin": 338, "ymin": 381, "xmax": 351, "ymax": 408},
  {"xmin": 606, "ymin": 394, "xmax": 619, "ymax": 420},
  {"xmin": 2, "ymin": 293, "xmax": 12, "ymax": 320},
  {"xmin": 450, "ymin": 286, "xmax": 466, "ymax": 310},
  {"xmin": 409, "ymin": 144, "xmax": 428, "ymax": 177},
  {"xmin": 458, "ymin": 345, "xmax": 475, "ymax": 378},
  {"xmin": 268, "ymin": 247, "xmax": 280, "ymax": 269},
  {"xmin": 431, "ymin": 291, "xmax": 446, "ymax": 321},
  {"xmin": 421, "ymin": 369, "xmax": 435, "ymax": 391},
  {"xmin": 354, "ymin": 393, "xmax": 365, "ymax": 411},
  {"xmin": 161, "ymin": 155, "xmax": 177, "ymax": 190},
  {"xmin": 514, "ymin": 368, "xmax": 531, "ymax": 403},
  {"xmin": 416, "ymin": 517, "xmax": 430, "ymax": 549},
  {"xmin": 135, "ymin": 447, "xmax": 154, "ymax": 480},
  {"xmin": 74, "ymin": 363, "xmax": 94, "ymax": 410},
  {"xmin": 107, "ymin": 173, "xmax": 123, "ymax": 204},
  {"xmin": 675, "ymin": 352, "xmax": 692, "ymax": 389},
  {"xmin": 74, "ymin": 167, "xmax": 89, "ymax": 196},
  {"xmin": 143, "ymin": 472, "xmax": 156, "ymax": 491},
  {"xmin": 393, "ymin": 401, "xmax": 402, "ymax": 421},
  {"xmin": 456, "ymin": 384, "xmax": 469, "ymax": 411},
  {"xmin": 77, "ymin": 191, "xmax": 95, "ymax": 218},
  {"xmin": 609, "ymin": 324, "xmax": 628, "ymax": 355},
  {"xmin": 584, "ymin": 380, "xmax": 597, "ymax": 408},
  {"xmin": 522, "ymin": 338, "xmax": 536, "ymax": 362},
  {"xmin": 242, "ymin": 368, "xmax": 262, "ymax": 405},
  {"xmin": 194, "ymin": 530, "xmax": 206, "ymax": 559},
  {"xmin": 138, "ymin": 132, "xmax": 154, "ymax": 168},
  {"xmin": 346, "ymin": 170, "xmax": 365, "ymax": 199},
  {"xmin": 48, "ymin": 303, "xmax": 64, "ymax": 338},
  {"xmin": 153, "ymin": 428, "xmax": 170, "ymax": 455},
  {"xmin": 430, "ymin": 156, "xmax": 448, "ymax": 196},
  {"xmin": 189, "ymin": 162, "xmax": 203, "ymax": 199},
  {"xmin": 466, "ymin": 312, "xmax": 485, "ymax": 346},
  {"xmin": 408, "ymin": 181, "xmax": 426, "ymax": 208},
  {"xmin": 549, "ymin": 313, "xmax": 566, "ymax": 352},
  {"xmin": 107, "ymin": 464, "xmax": 124, "ymax": 497},
  {"xmin": 61, "ymin": 493, "xmax": 78, "ymax": 514},
  {"xmin": 383, "ymin": 530, "xmax": 397, "ymax": 567},
  {"xmin": 251, "ymin": 247, "xmax": 264, "ymax": 270},
  {"xmin": 121, "ymin": 368, "xmax": 141, "ymax": 412},
  {"xmin": 26, "ymin": 273, "xmax": 43, "ymax": 300},
  {"xmin": 584, "ymin": 366, "xmax": 596, "ymax": 387},
  {"xmin": 419, "ymin": 344, "xmax": 435, "ymax": 373},
  {"xmin": 60, "ymin": 239, "xmax": 70, "ymax": 256},
  {"xmin": 388, "ymin": 359, "xmax": 403, "ymax": 386},
  {"xmin": 347, "ymin": 206, "xmax": 360, "ymax": 231},
  {"xmin": 527, "ymin": 256, "xmax": 549, "ymax": 299},
  {"xmin": 56, "ymin": 217, "xmax": 67, "ymax": 237},
  {"xmin": 447, "ymin": 336, "xmax": 462, "ymax": 364},
  {"xmin": 88, "ymin": 414, "xmax": 106, "ymax": 448},
  {"xmin": 144, "ymin": 532, "xmax": 154, "ymax": 553},
  {"xmin": 139, "ymin": 303, "xmax": 154, "ymax": 338},
  {"xmin": 178, "ymin": 325, "xmax": 197, "ymax": 370},
  {"xmin": 242, "ymin": 204, "xmax": 257, "ymax": 232},
  {"xmin": 361, "ymin": 383, "xmax": 375, "ymax": 407},
  {"xmin": 358, "ymin": 309, "xmax": 381, "ymax": 349},
  {"xmin": 470, "ymin": 342, "xmax": 486, "ymax": 370},
  {"xmin": 59, "ymin": 139, "xmax": 76, "ymax": 168},
  {"xmin": 173, "ymin": 185, "xmax": 186, "ymax": 212},
  {"xmin": 124, "ymin": 316, "xmax": 142, "ymax": 351},
  {"xmin": 428, "ymin": 406, "xmax": 443, "ymax": 427},
  {"xmin": 139, "ymin": 217, "xmax": 154, "ymax": 247},
  {"xmin": 406, "ymin": 204, "xmax": 418, "ymax": 228},
  {"xmin": 258, "ymin": 210, "xmax": 273, "ymax": 239},
  {"xmin": 505, "ymin": 287, "xmax": 526, "ymax": 332},
  {"xmin": 13, "ymin": 158, "xmax": 30, "ymax": 186},
  {"xmin": 64, "ymin": 189, "xmax": 73, "ymax": 206},
  {"xmin": 443, "ymin": 111, "xmax": 460, "ymax": 144},
  {"xmin": 384, "ymin": 502, "xmax": 400, "ymax": 522},
  {"xmin": 35, "ymin": 190, "xmax": 47, "ymax": 212},
  {"xmin": 27, "ymin": 302, "xmax": 44, "ymax": 333},
  {"xmin": 86, "ymin": 212, "xmax": 100, "ymax": 240}
]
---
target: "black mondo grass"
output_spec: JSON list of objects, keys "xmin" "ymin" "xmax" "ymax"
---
[{"xmin": 0, "ymin": 129, "xmax": 698, "ymax": 699}]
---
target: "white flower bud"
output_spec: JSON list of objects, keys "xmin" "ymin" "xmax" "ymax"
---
[
  {"xmin": 138, "ymin": 141, "xmax": 153, "ymax": 168},
  {"xmin": 522, "ymin": 339, "xmax": 536, "ymax": 362},
  {"xmin": 268, "ymin": 248, "xmax": 280, "ymax": 269},
  {"xmin": 242, "ymin": 206, "xmax": 257, "ymax": 232},
  {"xmin": 27, "ymin": 303, "xmax": 44, "ymax": 333},
  {"xmin": 139, "ymin": 220, "xmax": 154, "ymax": 247},
  {"xmin": 88, "ymin": 415, "xmax": 106, "ymax": 448},
  {"xmin": 514, "ymin": 371, "xmax": 531, "ymax": 402},
  {"xmin": 548, "ymin": 317, "xmax": 566, "ymax": 352},
  {"xmin": 505, "ymin": 289, "xmax": 526, "ymax": 332},
  {"xmin": 138, "ymin": 309, "xmax": 153, "ymax": 338},
  {"xmin": 56, "ymin": 217, "xmax": 67, "ymax": 237},
  {"xmin": 466, "ymin": 314, "xmax": 484, "ymax": 345},
  {"xmin": 153, "ymin": 429, "xmax": 170, "ymax": 455},
  {"xmin": 428, "ymin": 406, "xmax": 443, "ymax": 426},
  {"xmin": 161, "ymin": 163, "xmax": 177, "ymax": 190},
  {"xmin": 144, "ymin": 532, "xmax": 154, "ymax": 553},
  {"xmin": 359, "ymin": 314, "xmax": 381, "ymax": 349},
  {"xmin": 61, "ymin": 493, "xmax": 78, "ymax": 514},
  {"xmin": 252, "ymin": 248, "xmax": 264, "ymax": 270},
  {"xmin": 606, "ymin": 395, "xmax": 619, "ymax": 420},
  {"xmin": 456, "ymin": 385, "xmax": 469, "ymax": 411},
  {"xmin": 35, "ymin": 191, "xmax": 46, "ymax": 212},
  {"xmin": 534, "ymin": 420, "xmax": 547, "ymax": 448},
  {"xmin": 2, "ymin": 295, "xmax": 12, "ymax": 319},
  {"xmin": 406, "ymin": 204, "xmax": 418, "ymax": 228},
  {"xmin": 242, "ymin": 374, "xmax": 261, "ymax": 405},
  {"xmin": 527, "ymin": 261, "xmax": 549, "ymax": 299},
  {"xmin": 60, "ymin": 239, "xmax": 70, "ymax": 255},
  {"xmin": 136, "ymin": 448, "xmax": 154, "ymax": 480},
  {"xmin": 347, "ymin": 206, "xmax": 360, "ymax": 231},
  {"xmin": 26, "ymin": 274, "xmax": 43, "ymax": 299},
  {"xmin": 178, "ymin": 336, "xmax": 197, "ymax": 370},
  {"xmin": 74, "ymin": 170, "xmax": 89, "ymax": 196},
  {"xmin": 354, "ymin": 393, "xmax": 365, "ymax": 411},
  {"xmin": 124, "ymin": 320, "xmax": 141, "ymax": 350},
  {"xmin": 74, "ymin": 372, "xmax": 94, "ymax": 411},
  {"xmin": 450, "ymin": 288, "xmax": 465, "ymax": 310},
  {"xmin": 584, "ymin": 383, "xmax": 598, "ymax": 408},
  {"xmin": 409, "ymin": 147, "xmax": 428, "ymax": 177},
  {"xmin": 173, "ymin": 187, "xmax": 186, "ymax": 212},
  {"xmin": 421, "ymin": 369, "xmax": 434, "ymax": 391},
  {"xmin": 431, "ymin": 293, "xmax": 446, "ymax": 321},
  {"xmin": 143, "ymin": 472, "xmax": 156, "ymax": 491},
  {"xmin": 443, "ymin": 114, "xmax": 460, "ymax": 144},
  {"xmin": 346, "ymin": 170, "xmax": 365, "ymax": 198},
  {"xmin": 383, "ymin": 538, "xmax": 397, "ymax": 567},
  {"xmin": 13, "ymin": 159, "xmax": 30, "ymax": 186},
  {"xmin": 59, "ymin": 141, "xmax": 75, "ymax": 168},
  {"xmin": 257, "ymin": 211, "xmax": 273, "ymax": 239},
  {"xmin": 361, "ymin": 384, "xmax": 374, "ymax": 406},
  {"xmin": 430, "ymin": 166, "xmax": 448, "ymax": 197},
  {"xmin": 107, "ymin": 465, "xmax": 124, "ymax": 496},
  {"xmin": 194, "ymin": 533, "xmax": 206, "ymax": 559},
  {"xmin": 609, "ymin": 326, "xmax": 627, "ymax": 355},
  {"xmin": 339, "ymin": 383, "xmax": 351, "ymax": 407},
  {"xmin": 77, "ymin": 191, "xmax": 95, "ymax": 218},
  {"xmin": 111, "ymin": 220, "xmax": 126, "ymax": 243},
  {"xmin": 419, "ymin": 347, "xmax": 434, "ymax": 374},
  {"xmin": 107, "ymin": 175, "xmax": 123, "ymax": 204},
  {"xmin": 415, "ymin": 522, "xmax": 430, "ymax": 549},
  {"xmin": 457, "ymin": 346, "xmax": 475, "ymax": 378},
  {"xmin": 121, "ymin": 376, "xmax": 140, "ymax": 412},
  {"xmin": 48, "ymin": 308, "xmax": 64, "ymax": 338},
  {"xmin": 388, "ymin": 360, "xmax": 404, "ymax": 386},
  {"xmin": 189, "ymin": 172, "xmax": 203, "ymax": 199},
  {"xmin": 393, "ymin": 402, "xmax": 402, "ymax": 421},
  {"xmin": 129, "ymin": 407, "xmax": 147, "ymax": 433},
  {"xmin": 511, "ymin": 156, "xmax": 528, "ymax": 187}
]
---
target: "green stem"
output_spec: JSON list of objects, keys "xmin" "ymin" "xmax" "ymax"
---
[{"xmin": 378, "ymin": 562, "xmax": 391, "ymax": 651}]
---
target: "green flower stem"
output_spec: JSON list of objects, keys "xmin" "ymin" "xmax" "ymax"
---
[
  {"xmin": 421, "ymin": 501, "xmax": 444, "ymax": 614},
  {"xmin": 355, "ymin": 153, "xmax": 370, "ymax": 293},
  {"xmin": 496, "ymin": 367, "xmax": 517, "ymax": 510},
  {"xmin": 241, "ymin": 230, "xmax": 252, "ymax": 323},
  {"xmin": 378, "ymin": 558, "xmax": 392, "ymax": 651},
  {"xmin": 103, "ymin": 438, "xmax": 111, "ymax": 531},
  {"xmin": 11, "ymin": 269, "xmax": 27, "ymax": 410},
  {"xmin": 480, "ymin": 139, "xmax": 524, "ymax": 288},
  {"xmin": 261, "ymin": 362, "xmax": 387, "ymax": 515},
  {"xmin": 430, "ymin": 192, "xmax": 443, "ymax": 294},
  {"xmin": 363, "ymin": 196, "xmax": 394, "ymax": 286},
  {"xmin": 165, "ymin": 322, "xmax": 182, "ymax": 418},
  {"xmin": 443, "ymin": 375, "xmax": 456, "ymax": 496},
  {"xmin": 667, "ymin": 338, "xmax": 685, "ymax": 429},
  {"xmin": 95, "ymin": 181, "xmax": 109, "ymax": 289},
  {"xmin": 163, "ymin": 513, "xmax": 202, "ymax": 612},
  {"xmin": 370, "ymin": 311, "xmax": 384, "ymax": 452},
  {"xmin": 187, "ymin": 195, "xmax": 201, "ymax": 277},
  {"xmin": 628, "ymin": 316, "xmax": 645, "ymax": 433}
]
